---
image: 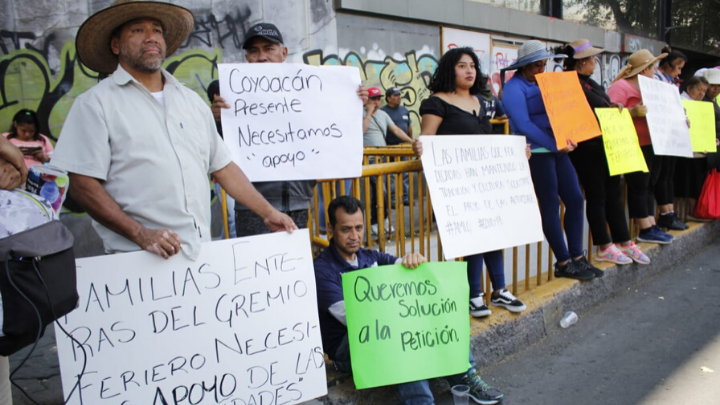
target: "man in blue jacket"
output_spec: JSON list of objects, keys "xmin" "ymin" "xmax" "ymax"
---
[{"xmin": 314, "ymin": 195, "xmax": 504, "ymax": 405}]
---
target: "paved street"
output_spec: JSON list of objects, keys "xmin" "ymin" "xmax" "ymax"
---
[{"xmin": 436, "ymin": 240, "xmax": 720, "ymax": 405}]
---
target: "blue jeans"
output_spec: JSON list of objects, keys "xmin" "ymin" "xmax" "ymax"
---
[
  {"xmin": 368, "ymin": 156, "xmax": 388, "ymax": 225},
  {"xmin": 213, "ymin": 182, "xmax": 237, "ymax": 238},
  {"xmin": 333, "ymin": 335, "xmax": 477, "ymax": 405},
  {"xmin": 389, "ymin": 156, "xmax": 411, "ymax": 204},
  {"xmin": 467, "ymin": 250, "xmax": 505, "ymax": 296}
]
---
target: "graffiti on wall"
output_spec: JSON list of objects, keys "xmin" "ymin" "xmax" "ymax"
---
[
  {"xmin": 0, "ymin": 42, "xmax": 221, "ymax": 140},
  {"xmin": 303, "ymin": 48, "xmax": 439, "ymax": 135},
  {"xmin": 0, "ymin": 5, "xmax": 258, "ymax": 139},
  {"xmin": 180, "ymin": 6, "xmax": 253, "ymax": 50}
]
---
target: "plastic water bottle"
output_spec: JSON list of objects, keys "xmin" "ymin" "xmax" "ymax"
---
[{"xmin": 560, "ymin": 311, "xmax": 578, "ymax": 328}]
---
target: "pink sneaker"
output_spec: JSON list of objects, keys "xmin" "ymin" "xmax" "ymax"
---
[
  {"xmin": 595, "ymin": 244, "xmax": 633, "ymax": 265},
  {"xmin": 619, "ymin": 242, "xmax": 650, "ymax": 265}
]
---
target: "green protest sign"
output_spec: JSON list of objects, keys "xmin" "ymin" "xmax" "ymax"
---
[{"xmin": 341, "ymin": 261, "xmax": 470, "ymax": 389}]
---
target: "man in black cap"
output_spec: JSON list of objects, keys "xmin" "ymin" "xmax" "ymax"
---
[{"xmin": 211, "ymin": 22, "xmax": 368, "ymax": 237}]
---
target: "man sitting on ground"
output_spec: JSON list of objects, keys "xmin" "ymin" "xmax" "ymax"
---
[{"xmin": 313, "ymin": 195, "xmax": 504, "ymax": 405}]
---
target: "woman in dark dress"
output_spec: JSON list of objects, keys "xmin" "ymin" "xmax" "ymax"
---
[
  {"xmin": 412, "ymin": 48, "xmax": 529, "ymax": 323},
  {"xmin": 555, "ymin": 39, "xmax": 650, "ymax": 265}
]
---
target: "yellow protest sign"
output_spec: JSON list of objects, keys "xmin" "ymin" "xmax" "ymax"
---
[
  {"xmin": 536, "ymin": 71, "xmax": 602, "ymax": 150},
  {"xmin": 594, "ymin": 108, "xmax": 649, "ymax": 176},
  {"xmin": 682, "ymin": 100, "xmax": 717, "ymax": 153}
]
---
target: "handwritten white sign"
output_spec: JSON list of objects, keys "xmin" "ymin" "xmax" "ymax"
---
[
  {"xmin": 218, "ymin": 63, "xmax": 363, "ymax": 182},
  {"xmin": 637, "ymin": 75, "xmax": 693, "ymax": 157},
  {"xmin": 441, "ymin": 28, "xmax": 491, "ymax": 75},
  {"xmin": 55, "ymin": 229, "xmax": 326, "ymax": 405},
  {"xmin": 420, "ymin": 135, "xmax": 543, "ymax": 260}
]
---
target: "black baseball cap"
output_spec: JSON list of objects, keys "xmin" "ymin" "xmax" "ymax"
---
[
  {"xmin": 242, "ymin": 23, "xmax": 284, "ymax": 49},
  {"xmin": 385, "ymin": 87, "xmax": 401, "ymax": 97}
]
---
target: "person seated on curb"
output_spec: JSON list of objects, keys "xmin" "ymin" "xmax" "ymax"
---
[{"xmin": 313, "ymin": 195, "xmax": 504, "ymax": 405}]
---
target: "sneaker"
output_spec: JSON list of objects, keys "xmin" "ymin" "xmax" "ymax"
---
[
  {"xmin": 637, "ymin": 226, "xmax": 673, "ymax": 244},
  {"xmin": 595, "ymin": 244, "xmax": 633, "ymax": 265},
  {"xmin": 462, "ymin": 371, "xmax": 504, "ymax": 404},
  {"xmin": 674, "ymin": 212, "xmax": 690, "ymax": 229},
  {"xmin": 653, "ymin": 225, "xmax": 674, "ymax": 241},
  {"xmin": 490, "ymin": 288, "xmax": 527, "ymax": 312},
  {"xmin": 554, "ymin": 260, "xmax": 595, "ymax": 281},
  {"xmin": 371, "ymin": 221, "xmax": 394, "ymax": 235},
  {"xmin": 575, "ymin": 255, "xmax": 604, "ymax": 278},
  {"xmin": 657, "ymin": 212, "xmax": 688, "ymax": 230},
  {"xmin": 619, "ymin": 241, "xmax": 650, "ymax": 265},
  {"xmin": 470, "ymin": 293, "xmax": 491, "ymax": 317}
]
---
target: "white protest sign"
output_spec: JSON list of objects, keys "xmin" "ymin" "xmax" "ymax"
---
[
  {"xmin": 219, "ymin": 63, "xmax": 363, "ymax": 182},
  {"xmin": 420, "ymin": 135, "xmax": 543, "ymax": 260},
  {"xmin": 637, "ymin": 75, "xmax": 693, "ymax": 157},
  {"xmin": 55, "ymin": 229, "xmax": 326, "ymax": 405},
  {"xmin": 441, "ymin": 27, "xmax": 491, "ymax": 75}
]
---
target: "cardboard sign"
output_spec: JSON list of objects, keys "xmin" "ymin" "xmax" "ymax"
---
[
  {"xmin": 536, "ymin": 71, "xmax": 602, "ymax": 150},
  {"xmin": 682, "ymin": 99, "xmax": 718, "ymax": 153},
  {"xmin": 342, "ymin": 262, "xmax": 470, "ymax": 389},
  {"xmin": 219, "ymin": 63, "xmax": 363, "ymax": 182},
  {"xmin": 637, "ymin": 75, "xmax": 693, "ymax": 157},
  {"xmin": 595, "ymin": 108, "xmax": 649, "ymax": 175},
  {"xmin": 420, "ymin": 135, "xmax": 543, "ymax": 260},
  {"xmin": 55, "ymin": 230, "xmax": 326, "ymax": 405}
]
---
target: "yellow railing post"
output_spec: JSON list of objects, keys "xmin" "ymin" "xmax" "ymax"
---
[{"xmin": 304, "ymin": 144, "xmax": 601, "ymax": 304}]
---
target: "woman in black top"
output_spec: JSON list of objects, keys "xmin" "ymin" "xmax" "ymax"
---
[
  {"xmin": 412, "ymin": 48, "xmax": 529, "ymax": 323},
  {"xmin": 555, "ymin": 40, "xmax": 650, "ymax": 265}
]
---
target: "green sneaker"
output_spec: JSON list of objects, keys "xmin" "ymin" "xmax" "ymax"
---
[{"xmin": 461, "ymin": 371, "xmax": 504, "ymax": 404}]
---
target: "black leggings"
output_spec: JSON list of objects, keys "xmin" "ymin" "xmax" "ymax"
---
[
  {"xmin": 570, "ymin": 140, "xmax": 631, "ymax": 246},
  {"xmin": 625, "ymin": 146, "xmax": 655, "ymax": 219},
  {"xmin": 625, "ymin": 145, "xmax": 676, "ymax": 219},
  {"xmin": 651, "ymin": 154, "xmax": 676, "ymax": 206}
]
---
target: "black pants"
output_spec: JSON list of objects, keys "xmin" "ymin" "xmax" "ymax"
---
[
  {"xmin": 650, "ymin": 153, "xmax": 677, "ymax": 206},
  {"xmin": 625, "ymin": 146, "xmax": 657, "ymax": 219},
  {"xmin": 570, "ymin": 140, "xmax": 631, "ymax": 246},
  {"xmin": 235, "ymin": 209, "xmax": 309, "ymax": 237}
]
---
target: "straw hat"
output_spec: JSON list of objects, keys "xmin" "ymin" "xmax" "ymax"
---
[
  {"xmin": 501, "ymin": 40, "xmax": 566, "ymax": 71},
  {"xmin": 75, "ymin": 0, "xmax": 194, "ymax": 74},
  {"xmin": 612, "ymin": 49, "xmax": 667, "ymax": 82},
  {"xmin": 704, "ymin": 68, "xmax": 720, "ymax": 85},
  {"xmin": 570, "ymin": 39, "xmax": 603, "ymax": 59}
]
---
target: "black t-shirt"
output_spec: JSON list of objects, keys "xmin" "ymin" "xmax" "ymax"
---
[
  {"xmin": 578, "ymin": 74, "xmax": 612, "ymax": 109},
  {"xmin": 578, "ymin": 74, "xmax": 611, "ymax": 146},
  {"xmin": 419, "ymin": 95, "xmax": 492, "ymax": 135}
]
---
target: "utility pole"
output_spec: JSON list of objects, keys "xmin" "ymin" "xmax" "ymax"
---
[{"xmin": 659, "ymin": 0, "xmax": 672, "ymax": 43}]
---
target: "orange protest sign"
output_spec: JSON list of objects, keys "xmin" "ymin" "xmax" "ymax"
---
[{"xmin": 536, "ymin": 71, "xmax": 602, "ymax": 150}]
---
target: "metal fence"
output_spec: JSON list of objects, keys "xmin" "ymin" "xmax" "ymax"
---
[{"xmin": 219, "ymin": 117, "xmax": 693, "ymax": 300}]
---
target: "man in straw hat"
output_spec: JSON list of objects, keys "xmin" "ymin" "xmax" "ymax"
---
[{"xmin": 51, "ymin": 0, "xmax": 296, "ymax": 260}]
